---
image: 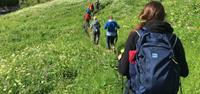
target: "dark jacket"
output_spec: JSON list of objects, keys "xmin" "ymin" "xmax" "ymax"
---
[
  {"xmin": 90, "ymin": 20, "xmax": 101, "ymax": 32},
  {"xmin": 118, "ymin": 20, "xmax": 189, "ymax": 78}
]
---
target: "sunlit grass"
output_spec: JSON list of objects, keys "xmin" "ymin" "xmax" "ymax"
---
[{"xmin": 0, "ymin": 0, "xmax": 199, "ymax": 94}]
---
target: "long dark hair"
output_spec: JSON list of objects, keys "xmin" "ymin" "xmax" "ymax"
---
[{"xmin": 134, "ymin": 1, "xmax": 166, "ymax": 31}]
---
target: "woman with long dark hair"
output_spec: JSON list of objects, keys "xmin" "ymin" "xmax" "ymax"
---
[{"xmin": 118, "ymin": 1, "xmax": 189, "ymax": 94}]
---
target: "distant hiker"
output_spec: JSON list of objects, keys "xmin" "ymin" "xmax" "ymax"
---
[
  {"xmin": 95, "ymin": 0, "xmax": 100, "ymax": 11},
  {"xmin": 89, "ymin": 3, "xmax": 94, "ymax": 15},
  {"xmin": 90, "ymin": 16, "xmax": 101, "ymax": 45},
  {"xmin": 92, "ymin": 0, "xmax": 100, "ymax": 14},
  {"xmin": 83, "ymin": 13, "xmax": 91, "ymax": 36},
  {"xmin": 89, "ymin": 3, "xmax": 94, "ymax": 12},
  {"xmin": 104, "ymin": 16, "xmax": 120, "ymax": 49},
  {"xmin": 118, "ymin": 1, "xmax": 189, "ymax": 94},
  {"xmin": 86, "ymin": 7, "xmax": 91, "ymax": 14}
]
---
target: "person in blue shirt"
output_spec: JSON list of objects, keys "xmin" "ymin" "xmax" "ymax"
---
[
  {"xmin": 104, "ymin": 16, "xmax": 120, "ymax": 49},
  {"xmin": 86, "ymin": 7, "xmax": 91, "ymax": 14}
]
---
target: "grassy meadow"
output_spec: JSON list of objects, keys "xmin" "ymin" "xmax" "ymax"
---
[{"xmin": 0, "ymin": 0, "xmax": 199, "ymax": 94}]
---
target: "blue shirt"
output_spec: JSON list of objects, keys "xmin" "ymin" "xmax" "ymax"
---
[{"xmin": 104, "ymin": 20, "xmax": 120, "ymax": 36}]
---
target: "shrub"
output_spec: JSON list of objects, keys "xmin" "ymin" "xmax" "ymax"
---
[
  {"xmin": 19, "ymin": 0, "xmax": 53, "ymax": 8},
  {"xmin": 0, "ymin": 0, "xmax": 19, "ymax": 7},
  {"xmin": 0, "ymin": 0, "xmax": 53, "ymax": 7}
]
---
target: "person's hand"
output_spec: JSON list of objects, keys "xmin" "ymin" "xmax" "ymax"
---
[{"xmin": 118, "ymin": 54, "xmax": 122, "ymax": 60}]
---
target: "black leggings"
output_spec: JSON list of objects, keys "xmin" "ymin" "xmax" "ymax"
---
[
  {"xmin": 93, "ymin": 31, "xmax": 100, "ymax": 45},
  {"xmin": 106, "ymin": 36, "xmax": 116, "ymax": 49}
]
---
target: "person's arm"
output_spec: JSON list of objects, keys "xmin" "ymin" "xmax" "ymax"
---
[
  {"xmin": 116, "ymin": 22, "xmax": 120, "ymax": 29},
  {"xmin": 97, "ymin": 21, "xmax": 101, "ymax": 28},
  {"xmin": 118, "ymin": 32, "xmax": 139, "ymax": 76},
  {"xmin": 113, "ymin": 21, "xmax": 120, "ymax": 29},
  {"xmin": 174, "ymin": 38, "xmax": 189, "ymax": 77}
]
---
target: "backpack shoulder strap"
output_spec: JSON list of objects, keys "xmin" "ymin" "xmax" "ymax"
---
[
  {"xmin": 136, "ymin": 30, "xmax": 141, "ymax": 37},
  {"xmin": 135, "ymin": 27, "xmax": 148, "ymax": 52},
  {"xmin": 170, "ymin": 34, "xmax": 178, "ymax": 48},
  {"xmin": 136, "ymin": 27, "xmax": 147, "ymax": 37}
]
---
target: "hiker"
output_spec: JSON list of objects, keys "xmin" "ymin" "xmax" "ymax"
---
[
  {"xmin": 104, "ymin": 16, "xmax": 120, "ymax": 49},
  {"xmin": 88, "ymin": 3, "xmax": 94, "ymax": 16},
  {"xmin": 83, "ymin": 12, "xmax": 91, "ymax": 36},
  {"xmin": 118, "ymin": 1, "xmax": 189, "ymax": 94},
  {"xmin": 95, "ymin": 0, "xmax": 100, "ymax": 11},
  {"xmin": 90, "ymin": 16, "xmax": 101, "ymax": 45},
  {"xmin": 86, "ymin": 7, "xmax": 91, "ymax": 14}
]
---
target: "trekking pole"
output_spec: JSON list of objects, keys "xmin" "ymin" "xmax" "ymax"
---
[
  {"xmin": 121, "ymin": 75, "xmax": 124, "ymax": 94},
  {"xmin": 116, "ymin": 47, "xmax": 125, "ymax": 94},
  {"xmin": 180, "ymin": 80, "xmax": 183, "ymax": 94}
]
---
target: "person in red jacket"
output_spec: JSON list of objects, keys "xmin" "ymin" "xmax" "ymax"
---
[{"xmin": 83, "ymin": 13, "xmax": 91, "ymax": 36}]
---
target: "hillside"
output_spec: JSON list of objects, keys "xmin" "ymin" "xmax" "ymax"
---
[
  {"xmin": 0, "ymin": 0, "xmax": 53, "ymax": 14},
  {"xmin": 0, "ymin": 0, "xmax": 200, "ymax": 94}
]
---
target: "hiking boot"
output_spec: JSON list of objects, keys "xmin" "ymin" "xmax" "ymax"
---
[{"xmin": 111, "ymin": 45, "xmax": 115, "ymax": 49}]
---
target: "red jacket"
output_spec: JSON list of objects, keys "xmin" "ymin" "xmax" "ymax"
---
[{"xmin": 84, "ymin": 13, "xmax": 91, "ymax": 22}]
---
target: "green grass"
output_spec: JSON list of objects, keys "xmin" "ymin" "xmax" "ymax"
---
[
  {"xmin": 0, "ymin": 0, "xmax": 200, "ymax": 94},
  {"xmin": 0, "ymin": 0, "xmax": 52, "ymax": 7},
  {"xmin": 19, "ymin": 0, "xmax": 53, "ymax": 8}
]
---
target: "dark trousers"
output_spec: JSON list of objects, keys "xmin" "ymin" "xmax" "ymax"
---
[
  {"xmin": 124, "ymin": 80, "xmax": 135, "ymax": 94},
  {"xmin": 93, "ymin": 31, "xmax": 100, "ymax": 45},
  {"xmin": 106, "ymin": 36, "xmax": 115, "ymax": 49}
]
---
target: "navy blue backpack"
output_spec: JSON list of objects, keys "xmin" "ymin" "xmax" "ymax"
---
[
  {"xmin": 129, "ymin": 28, "xmax": 180, "ymax": 94},
  {"xmin": 92, "ymin": 20, "xmax": 100, "ymax": 32}
]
